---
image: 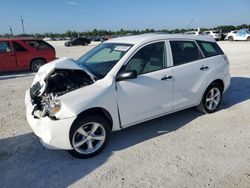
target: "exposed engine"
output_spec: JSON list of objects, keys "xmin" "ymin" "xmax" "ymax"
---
[{"xmin": 30, "ymin": 69, "xmax": 94, "ymax": 118}]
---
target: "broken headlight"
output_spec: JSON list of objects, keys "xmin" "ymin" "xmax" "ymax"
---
[{"xmin": 46, "ymin": 99, "xmax": 61, "ymax": 117}]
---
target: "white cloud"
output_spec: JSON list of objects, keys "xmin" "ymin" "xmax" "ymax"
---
[{"xmin": 66, "ymin": 1, "xmax": 79, "ymax": 6}]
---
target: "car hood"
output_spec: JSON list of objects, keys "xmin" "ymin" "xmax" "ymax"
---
[{"xmin": 30, "ymin": 57, "xmax": 95, "ymax": 97}]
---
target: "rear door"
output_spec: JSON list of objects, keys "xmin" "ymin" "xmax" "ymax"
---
[
  {"xmin": 169, "ymin": 40, "xmax": 212, "ymax": 110},
  {"xmin": 0, "ymin": 41, "xmax": 16, "ymax": 72}
]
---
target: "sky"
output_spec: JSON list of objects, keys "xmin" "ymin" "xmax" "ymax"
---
[{"xmin": 0, "ymin": 0, "xmax": 250, "ymax": 34}]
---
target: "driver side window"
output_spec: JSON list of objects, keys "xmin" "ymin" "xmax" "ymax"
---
[{"xmin": 125, "ymin": 42, "xmax": 166, "ymax": 75}]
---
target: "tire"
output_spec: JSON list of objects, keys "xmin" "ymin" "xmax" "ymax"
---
[
  {"xmin": 228, "ymin": 36, "xmax": 234, "ymax": 41},
  {"xmin": 197, "ymin": 83, "xmax": 222, "ymax": 114},
  {"xmin": 30, "ymin": 59, "xmax": 45, "ymax": 72},
  {"xmin": 247, "ymin": 37, "xmax": 250, "ymax": 41},
  {"xmin": 68, "ymin": 115, "xmax": 111, "ymax": 159}
]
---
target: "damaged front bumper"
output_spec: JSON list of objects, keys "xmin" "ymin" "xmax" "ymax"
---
[{"xmin": 25, "ymin": 90, "xmax": 75, "ymax": 150}]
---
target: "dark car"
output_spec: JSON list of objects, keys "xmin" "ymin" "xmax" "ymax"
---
[
  {"xmin": 0, "ymin": 38, "xmax": 56, "ymax": 73},
  {"xmin": 64, "ymin": 37, "xmax": 91, "ymax": 47}
]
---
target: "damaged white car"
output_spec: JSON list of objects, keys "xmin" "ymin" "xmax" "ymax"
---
[{"xmin": 25, "ymin": 34, "xmax": 230, "ymax": 158}]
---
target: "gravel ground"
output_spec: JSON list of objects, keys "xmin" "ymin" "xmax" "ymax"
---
[{"xmin": 0, "ymin": 41, "xmax": 250, "ymax": 188}]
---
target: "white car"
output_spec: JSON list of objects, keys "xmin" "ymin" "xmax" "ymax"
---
[
  {"xmin": 184, "ymin": 31, "xmax": 203, "ymax": 35},
  {"xmin": 203, "ymin": 30, "xmax": 222, "ymax": 40},
  {"xmin": 25, "ymin": 34, "xmax": 231, "ymax": 158},
  {"xmin": 225, "ymin": 29, "xmax": 250, "ymax": 41}
]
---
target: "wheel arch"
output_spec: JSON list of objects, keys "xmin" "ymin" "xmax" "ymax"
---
[
  {"xmin": 74, "ymin": 107, "xmax": 113, "ymax": 130},
  {"xmin": 198, "ymin": 78, "xmax": 225, "ymax": 105},
  {"xmin": 29, "ymin": 57, "xmax": 47, "ymax": 70},
  {"xmin": 210, "ymin": 79, "xmax": 224, "ymax": 92}
]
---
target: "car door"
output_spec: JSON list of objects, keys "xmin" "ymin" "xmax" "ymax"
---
[
  {"xmin": 0, "ymin": 41, "xmax": 16, "ymax": 72},
  {"xmin": 12, "ymin": 41, "xmax": 29, "ymax": 69},
  {"xmin": 75, "ymin": 38, "xmax": 81, "ymax": 45},
  {"xmin": 169, "ymin": 40, "xmax": 212, "ymax": 110},
  {"xmin": 116, "ymin": 41, "xmax": 173, "ymax": 127},
  {"xmin": 235, "ymin": 30, "xmax": 246, "ymax": 40}
]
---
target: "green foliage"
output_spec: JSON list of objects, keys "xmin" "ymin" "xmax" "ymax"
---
[{"xmin": 1, "ymin": 24, "xmax": 250, "ymax": 38}]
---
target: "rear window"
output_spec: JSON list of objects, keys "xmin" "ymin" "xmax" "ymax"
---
[
  {"xmin": 197, "ymin": 41, "xmax": 224, "ymax": 57},
  {"xmin": 23, "ymin": 40, "xmax": 53, "ymax": 50}
]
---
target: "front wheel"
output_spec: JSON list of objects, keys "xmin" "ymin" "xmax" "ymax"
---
[
  {"xmin": 68, "ymin": 116, "xmax": 111, "ymax": 159},
  {"xmin": 247, "ymin": 37, "xmax": 250, "ymax": 41},
  {"xmin": 197, "ymin": 83, "xmax": 222, "ymax": 114}
]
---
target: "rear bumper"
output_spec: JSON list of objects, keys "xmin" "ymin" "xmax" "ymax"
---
[{"xmin": 25, "ymin": 90, "xmax": 75, "ymax": 150}]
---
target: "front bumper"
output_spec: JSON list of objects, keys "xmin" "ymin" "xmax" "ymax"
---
[{"xmin": 25, "ymin": 90, "xmax": 75, "ymax": 150}]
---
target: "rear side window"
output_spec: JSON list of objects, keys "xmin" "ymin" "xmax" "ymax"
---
[
  {"xmin": 170, "ymin": 41, "xmax": 202, "ymax": 66},
  {"xmin": 13, "ymin": 42, "xmax": 27, "ymax": 52},
  {"xmin": 23, "ymin": 40, "xmax": 53, "ymax": 50},
  {"xmin": 0, "ymin": 41, "xmax": 11, "ymax": 53},
  {"xmin": 197, "ymin": 41, "xmax": 224, "ymax": 57}
]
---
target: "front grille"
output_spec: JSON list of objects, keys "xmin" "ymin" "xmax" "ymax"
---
[{"xmin": 30, "ymin": 82, "xmax": 42, "ymax": 100}]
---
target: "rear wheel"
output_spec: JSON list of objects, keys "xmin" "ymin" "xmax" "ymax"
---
[
  {"xmin": 30, "ymin": 59, "xmax": 45, "ymax": 72},
  {"xmin": 197, "ymin": 83, "xmax": 222, "ymax": 114},
  {"xmin": 68, "ymin": 116, "xmax": 111, "ymax": 159},
  {"xmin": 247, "ymin": 37, "xmax": 250, "ymax": 41},
  {"xmin": 228, "ymin": 36, "xmax": 234, "ymax": 41}
]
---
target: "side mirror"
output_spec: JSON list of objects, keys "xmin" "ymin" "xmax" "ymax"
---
[{"xmin": 116, "ymin": 70, "xmax": 137, "ymax": 81}]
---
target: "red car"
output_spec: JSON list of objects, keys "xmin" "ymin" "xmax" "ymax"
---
[{"xmin": 0, "ymin": 38, "xmax": 56, "ymax": 73}]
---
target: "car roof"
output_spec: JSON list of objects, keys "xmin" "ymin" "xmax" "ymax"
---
[
  {"xmin": 185, "ymin": 31, "xmax": 198, "ymax": 33},
  {"xmin": 204, "ymin": 30, "xmax": 219, "ymax": 32},
  {"xmin": 106, "ymin": 33, "xmax": 215, "ymax": 45}
]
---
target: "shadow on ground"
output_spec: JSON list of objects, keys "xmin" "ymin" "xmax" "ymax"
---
[
  {"xmin": 0, "ymin": 71, "xmax": 34, "ymax": 81},
  {"xmin": 0, "ymin": 77, "xmax": 249, "ymax": 187}
]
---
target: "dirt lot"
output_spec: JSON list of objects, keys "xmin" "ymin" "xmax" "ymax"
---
[{"xmin": 0, "ymin": 41, "xmax": 250, "ymax": 188}]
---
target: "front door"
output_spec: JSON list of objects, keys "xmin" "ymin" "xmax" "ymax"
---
[
  {"xmin": 12, "ymin": 41, "xmax": 29, "ymax": 69},
  {"xmin": 235, "ymin": 30, "xmax": 247, "ymax": 41},
  {"xmin": 0, "ymin": 41, "xmax": 16, "ymax": 72},
  {"xmin": 116, "ymin": 41, "xmax": 173, "ymax": 127}
]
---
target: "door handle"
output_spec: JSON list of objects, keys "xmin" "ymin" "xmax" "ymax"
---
[
  {"xmin": 200, "ymin": 65, "xmax": 209, "ymax": 71},
  {"xmin": 161, "ymin": 75, "xmax": 172, "ymax": 80}
]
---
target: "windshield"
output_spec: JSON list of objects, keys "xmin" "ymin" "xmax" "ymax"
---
[
  {"xmin": 243, "ymin": 29, "xmax": 250, "ymax": 34},
  {"xmin": 213, "ymin": 30, "xmax": 220, "ymax": 34},
  {"xmin": 77, "ymin": 43, "xmax": 132, "ymax": 78}
]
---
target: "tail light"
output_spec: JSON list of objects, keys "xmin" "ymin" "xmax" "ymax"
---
[{"xmin": 222, "ymin": 55, "xmax": 230, "ymax": 64}]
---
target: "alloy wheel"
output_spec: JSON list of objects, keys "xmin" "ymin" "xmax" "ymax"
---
[
  {"xmin": 72, "ymin": 122, "xmax": 106, "ymax": 155},
  {"xmin": 205, "ymin": 88, "xmax": 221, "ymax": 111}
]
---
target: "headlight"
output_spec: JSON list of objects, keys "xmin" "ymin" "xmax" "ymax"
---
[{"xmin": 47, "ymin": 99, "xmax": 61, "ymax": 117}]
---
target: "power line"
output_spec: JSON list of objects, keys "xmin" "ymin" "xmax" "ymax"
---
[{"xmin": 186, "ymin": 19, "xmax": 194, "ymax": 30}]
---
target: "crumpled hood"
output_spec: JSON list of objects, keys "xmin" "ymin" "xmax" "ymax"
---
[{"xmin": 31, "ymin": 57, "xmax": 95, "ymax": 96}]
